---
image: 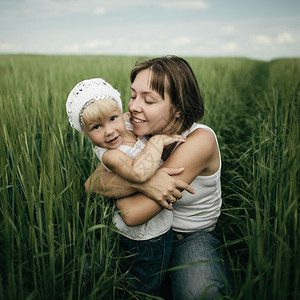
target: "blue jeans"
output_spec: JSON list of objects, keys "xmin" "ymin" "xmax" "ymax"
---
[
  {"xmin": 161, "ymin": 230, "xmax": 233, "ymax": 300},
  {"xmin": 119, "ymin": 228, "xmax": 173, "ymax": 296}
]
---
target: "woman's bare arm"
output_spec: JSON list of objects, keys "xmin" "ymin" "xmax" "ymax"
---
[
  {"xmin": 116, "ymin": 128, "xmax": 220, "ymax": 226},
  {"xmin": 85, "ymin": 162, "xmax": 193, "ymax": 205},
  {"xmin": 115, "ymin": 194, "xmax": 163, "ymax": 226}
]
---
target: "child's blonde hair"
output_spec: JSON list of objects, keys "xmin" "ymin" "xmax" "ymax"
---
[{"xmin": 81, "ymin": 98, "xmax": 121, "ymax": 131}]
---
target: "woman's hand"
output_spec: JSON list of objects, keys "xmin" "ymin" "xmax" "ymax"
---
[{"xmin": 137, "ymin": 167, "xmax": 195, "ymax": 210}]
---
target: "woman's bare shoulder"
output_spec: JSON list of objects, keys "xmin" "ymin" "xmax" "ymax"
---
[
  {"xmin": 164, "ymin": 127, "xmax": 219, "ymax": 178},
  {"xmin": 186, "ymin": 127, "xmax": 216, "ymax": 147}
]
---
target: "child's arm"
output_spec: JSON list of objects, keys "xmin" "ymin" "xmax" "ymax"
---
[{"xmin": 102, "ymin": 135, "xmax": 186, "ymax": 183}]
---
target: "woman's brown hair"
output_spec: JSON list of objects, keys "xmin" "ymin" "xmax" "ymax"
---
[{"xmin": 130, "ymin": 56, "xmax": 204, "ymax": 134}]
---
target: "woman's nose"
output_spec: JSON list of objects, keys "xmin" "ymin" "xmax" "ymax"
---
[{"xmin": 129, "ymin": 96, "xmax": 142, "ymax": 113}]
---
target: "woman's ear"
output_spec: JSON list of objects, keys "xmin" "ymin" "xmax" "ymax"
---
[{"xmin": 175, "ymin": 110, "xmax": 181, "ymax": 119}]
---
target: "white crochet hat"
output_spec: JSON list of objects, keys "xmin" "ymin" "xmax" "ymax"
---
[{"xmin": 66, "ymin": 78, "xmax": 123, "ymax": 132}]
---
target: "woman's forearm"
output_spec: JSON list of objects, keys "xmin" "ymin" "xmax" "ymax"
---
[{"xmin": 116, "ymin": 194, "xmax": 163, "ymax": 226}]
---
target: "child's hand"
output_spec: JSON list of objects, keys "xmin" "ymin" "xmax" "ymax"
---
[
  {"xmin": 123, "ymin": 112, "xmax": 131, "ymax": 122},
  {"xmin": 159, "ymin": 134, "xmax": 186, "ymax": 146}
]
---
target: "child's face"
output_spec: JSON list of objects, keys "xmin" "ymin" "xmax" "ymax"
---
[{"xmin": 84, "ymin": 109, "xmax": 126, "ymax": 149}]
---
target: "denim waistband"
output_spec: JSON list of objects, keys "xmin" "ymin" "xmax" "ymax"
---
[
  {"xmin": 172, "ymin": 231, "xmax": 188, "ymax": 240},
  {"xmin": 172, "ymin": 228, "xmax": 217, "ymax": 241}
]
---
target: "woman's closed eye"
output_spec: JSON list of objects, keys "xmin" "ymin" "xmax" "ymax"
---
[
  {"xmin": 145, "ymin": 99, "xmax": 155, "ymax": 104},
  {"xmin": 144, "ymin": 94, "xmax": 158, "ymax": 104}
]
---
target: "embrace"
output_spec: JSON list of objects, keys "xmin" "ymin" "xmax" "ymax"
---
[{"xmin": 66, "ymin": 55, "xmax": 232, "ymax": 299}]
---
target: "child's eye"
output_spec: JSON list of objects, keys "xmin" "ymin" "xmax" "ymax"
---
[
  {"xmin": 110, "ymin": 116, "xmax": 117, "ymax": 121},
  {"xmin": 93, "ymin": 125, "xmax": 101, "ymax": 130}
]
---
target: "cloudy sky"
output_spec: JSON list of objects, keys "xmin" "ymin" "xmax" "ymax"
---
[{"xmin": 0, "ymin": 0, "xmax": 299, "ymax": 60}]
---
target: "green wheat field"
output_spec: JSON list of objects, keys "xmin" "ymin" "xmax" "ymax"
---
[{"xmin": 0, "ymin": 55, "xmax": 299, "ymax": 300}]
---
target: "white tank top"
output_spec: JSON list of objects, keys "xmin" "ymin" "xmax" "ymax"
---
[{"xmin": 172, "ymin": 123, "xmax": 222, "ymax": 233}]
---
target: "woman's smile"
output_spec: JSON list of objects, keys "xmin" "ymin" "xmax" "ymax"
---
[{"xmin": 132, "ymin": 117, "xmax": 146, "ymax": 124}]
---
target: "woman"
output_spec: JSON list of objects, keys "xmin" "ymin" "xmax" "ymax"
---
[{"xmin": 85, "ymin": 56, "xmax": 232, "ymax": 299}]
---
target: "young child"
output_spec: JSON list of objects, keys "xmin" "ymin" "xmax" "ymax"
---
[{"xmin": 66, "ymin": 78, "xmax": 185, "ymax": 295}]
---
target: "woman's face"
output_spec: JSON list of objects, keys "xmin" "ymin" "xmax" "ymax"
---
[{"xmin": 129, "ymin": 68, "xmax": 177, "ymax": 136}]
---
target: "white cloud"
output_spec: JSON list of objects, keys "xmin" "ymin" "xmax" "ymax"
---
[
  {"xmin": 62, "ymin": 43, "xmax": 80, "ymax": 53},
  {"xmin": 85, "ymin": 40, "xmax": 111, "ymax": 49},
  {"xmin": 3, "ymin": 0, "xmax": 109, "ymax": 18},
  {"xmin": 4, "ymin": 0, "xmax": 211, "ymax": 19},
  {"xmin": 276, "ymin": 32, "xmax": 295, "ymax": 44},
  {"xmin": 0, "ymin": 43, "xmax": 13, "ymax": 51},
  {"xmin": 160, "ymin": 1, "xmax": 210, "ymax": 10},
  {"xmin": 221, "ymin": 42, "xmax": 238, "ymax": 53},
  {"xmin": 253, "ymin": 34, "xmax": 272, "ymax": 45},
  {"xmin": 61, "ymin": 40, "xmax": 112, "ymax": 53},
  {"xmin": 94, "ymin": 7, "xmax": 106, "ymax": 15},
  {"xmin": 221, "ymin": 25, "xmax": 236, "ymax": 35},
  {"xmin": 171, "ymin": 37, "xmax": 193, "ymax": 47},
  {"xmin": 251, "ymin": 32, "xmax": 295, "ymax": 52}
]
